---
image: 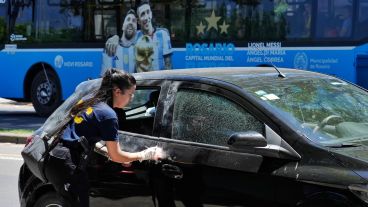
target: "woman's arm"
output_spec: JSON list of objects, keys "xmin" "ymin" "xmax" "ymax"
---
[
  {"xmin": 105, "ymin": 140, "xmax": 164, "ymax": 163},
  {"xmin": 106, "ymin": 141, "xmax": 141, "ymax": 163}
]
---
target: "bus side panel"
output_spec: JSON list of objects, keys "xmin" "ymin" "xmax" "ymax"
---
[
  {"xmin": 0, "ymin": 50, "xmax": 30, "ymax": 99},
  {"xmin": 0, "ymin": 46, "xmax": 357, "ymax": 101},
  {"xmin": 172, "ymin": 46, "xmax": 356, "ymax": 83},
  {"xmin": 0, "ymin": 48, "xmax": 102, "ymax": 100},
  {"xmin": 281, "ymin": 48, "xmax": 356, "ymax": 83},
  {"xmin": 54, "ymin": 49, "xmax": 103, "ymax": 99}
]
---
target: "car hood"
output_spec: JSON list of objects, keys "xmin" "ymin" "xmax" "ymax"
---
[{"xmin": 330, "ymin": 146, "xmax": 368, "ymax": 182}]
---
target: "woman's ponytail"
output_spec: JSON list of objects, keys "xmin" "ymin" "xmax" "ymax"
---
[{"xmin": 69, "ymin": 68, "xmax": 136, "ymax": 116}]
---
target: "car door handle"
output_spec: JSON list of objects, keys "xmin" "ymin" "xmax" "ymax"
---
[{"xmin": 161, "ymin": 164, "xmax": 183, "ymax": 180}]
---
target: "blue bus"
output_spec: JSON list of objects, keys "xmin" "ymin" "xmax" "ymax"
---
[{"xmin": 1, "ymin": 0, "xmax": 368, "ymax": 116}]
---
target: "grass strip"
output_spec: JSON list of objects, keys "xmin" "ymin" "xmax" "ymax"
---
[{"xmin": 0, "ymin": 128, "xmax": 34, "ymax": 135}]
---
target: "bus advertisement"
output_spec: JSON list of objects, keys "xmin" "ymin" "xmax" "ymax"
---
[{"xmin": 1, "ymin": 0, "xmax": 368, "ymax": 116}]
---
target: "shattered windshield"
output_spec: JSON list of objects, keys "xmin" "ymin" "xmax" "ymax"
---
[{"xmin": 231, "ymin": 74, "xmax": 368, "ymax": 147}]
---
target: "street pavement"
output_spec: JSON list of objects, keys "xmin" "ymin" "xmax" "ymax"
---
[
  {"xmin": 0, "ymin": 143, "xmax": 23, "ymax": 207},
  {"xmin": 0, "ymin": 98, "xmax": 45, "ymax": 144}
]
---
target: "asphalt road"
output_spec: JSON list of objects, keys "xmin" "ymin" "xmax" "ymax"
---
[
  {"xmin": 0, "ymin": 143, "xmax": 23, "ymax": 207},
  {"xmin": 0, "ymin": 99, "xmax": 39, "ymax": 206},
  {"xmin": 0, "ymin": 99, "xmax": 45, "ymax": 130}
]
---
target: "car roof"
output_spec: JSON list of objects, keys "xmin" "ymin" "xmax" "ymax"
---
[{"xmin": 133, "ymin": 67, "xmax": 331, "ymax": 84}]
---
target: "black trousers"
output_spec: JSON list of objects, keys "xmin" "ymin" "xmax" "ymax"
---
[
  {"xmin": 59, "ymin": 170, "xmax": 89, "ymax": 207},
  {"xmin": 45, "ymin": 142, "xmax": 90, "ymax": 207}
]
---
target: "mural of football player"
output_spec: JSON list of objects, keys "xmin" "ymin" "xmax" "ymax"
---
[
  {"xmin": 103, "ymin": 0, "xmax": 172, "ymax": 72},
  {"xmin": 101, "ymin": 9, "xmax": 137, "ymax": 74},
  {"xmin": 136, "ymin": 0, "xmax": 172, "ymax": 71}
]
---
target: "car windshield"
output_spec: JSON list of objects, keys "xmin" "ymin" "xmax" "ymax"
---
[{"xmin": 228, "ymin": 74, "xmax": 368, "ymax": 147}]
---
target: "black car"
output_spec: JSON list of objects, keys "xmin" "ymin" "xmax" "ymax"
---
[{"xmin": 19, "ymin": 67, "xmax": 368, "ymax": 207}]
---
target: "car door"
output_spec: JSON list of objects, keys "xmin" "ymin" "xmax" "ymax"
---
[
  {"xmin": 153, "ymin": 80, "xmax": 286, "ymax": 207},
  {"xmin": 89, "ymin": 80, "xmax": 168, "ymax": 207}
]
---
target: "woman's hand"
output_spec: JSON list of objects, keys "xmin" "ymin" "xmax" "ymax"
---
[
  {"xmin": 139, "ymin": 146, "xmax": 166, "ymax": 162},
  {"xmin": 105, "ymin": 141, "xmax": 166, "ymax": 163}
]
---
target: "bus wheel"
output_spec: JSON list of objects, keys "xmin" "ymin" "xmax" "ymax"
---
[{"xmin": 31, "ymin": 70, "xmax": 62, "ymax": 117}]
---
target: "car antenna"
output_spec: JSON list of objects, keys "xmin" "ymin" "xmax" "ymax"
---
[{"xmin": 258, "ymin": 64, "xmax": 286, "ymax": 78}]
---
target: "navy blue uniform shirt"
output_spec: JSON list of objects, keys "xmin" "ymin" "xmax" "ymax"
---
[{"xmin": 62, "ymin": 102, "xmax": 119, "ymax": 144}]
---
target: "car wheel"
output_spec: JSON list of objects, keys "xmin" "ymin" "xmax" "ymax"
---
[
  {"xmin": 31, "ymin": 70, "xmax": 62, "ymax": 117},
  {"xmin": 33, "ymin": 192, "xmax": 64, "ymax": 207}
]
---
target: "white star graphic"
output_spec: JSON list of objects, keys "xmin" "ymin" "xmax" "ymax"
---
[
  {"xmin": 205, "ymin": 10, "xmax": 221, "ymax": 31},
  {"xmin": 196, "ymin": 21, "xmax": 206, "ymax": 35},
  {"xmin": 219, "ymin": 21, "xmax": 229, "ymax": 34}
]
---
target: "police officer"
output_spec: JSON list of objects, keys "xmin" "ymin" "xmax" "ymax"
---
[{"xmin": 47, "ymin": 68, "xmax": 164, "ymax": 207}]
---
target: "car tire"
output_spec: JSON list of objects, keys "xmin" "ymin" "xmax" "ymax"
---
[
  {"xmin": 33, "ymin": 192, "xmax": 64, "ymax": 207},
  {"xmin": 31, "ymin": 70, "xmax": 62, "ymax": 117}
]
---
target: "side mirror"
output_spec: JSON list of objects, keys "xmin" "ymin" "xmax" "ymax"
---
[{"xmin": 227, "ymin": 131, "xmax": 267, "ymax": 148}]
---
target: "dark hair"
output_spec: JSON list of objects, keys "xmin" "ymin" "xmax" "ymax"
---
[
  {"xmin": 122, "ymin": 9, "xmax": 137, "ymax": 22},
  {"xmin": 126, "ymin": 9, "xmax": 136, "ymax": 17},
  {"xmin": 137, "ymin": 0, "xmax": 150, "ymax": 11},
  {"xmin": 70, "ymin": 68, "xmax": 136, "ymax": 116}
]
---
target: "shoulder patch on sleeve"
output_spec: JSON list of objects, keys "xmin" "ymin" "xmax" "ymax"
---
[
  {"xmin": 86, "ymin": 107, "xmax": 93, "ymax": 115},
  {"xmin": 74, "ymin": 116, "xmax": 84, "ymax": 124}
]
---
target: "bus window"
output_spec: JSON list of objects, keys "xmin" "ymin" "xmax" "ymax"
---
[
  {"xmin": 93, "ymin": 2, "xmax": 134, "ymax": 41},
  {"xmin": 9, "ymin": 0, "xmax": 33, "ymax": 43},
  {"xmin": 167, "ymin": 3, "xmax": 185, "ymax": 43},
  {"xmin": 35, "ymin": 1, "xmax": 83, "ymax": 43},
  {"xmin": 285, "ymin": 1, "xmax": 312, "ymax": 39},
  {"xmin": 179, "ymin": 0, "xmax": 287, "ymax": 42},
  {"xmin": 336, "ymin": 4, "xmax": 353, "ymax": 38},
  {"xmin": 0, "ymin": 0, "xmax": 7, "ymax": 44},
  {"xmin": 94, "ymin": 9, "xmax": 117, "ymax": 40},
  {"xmin": 315, "ymin": 0, "xmax": 353, "ymax": 39},
  {"xmin": 356, "ymin": 0, "xmax": 368, "ymax": 39},
  {"xmin": 315, "ymin": 1, "xmax": 338, "ymax": 38}
]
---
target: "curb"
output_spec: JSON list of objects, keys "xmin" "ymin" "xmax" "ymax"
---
[
  {"xmin": 0, "ymin": 98, "xmax": 16, "ymax": 104},
  {"xmin": 0, "ymin": 133, "xmax": 29, "ymax": 144}
]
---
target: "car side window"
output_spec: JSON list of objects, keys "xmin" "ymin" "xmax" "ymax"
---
[
  {"xmin": 121, "ymin": 88, "xmax": 160, "ymax": 135},
  {"xmin": 172, "ymin": 89, "xmax": 263, "ymax": 146},
  {"xmin": 125, "ymin": 89, "xmax": 159, "ymax": 111}
]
